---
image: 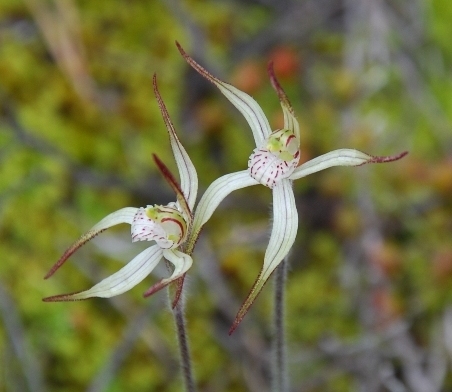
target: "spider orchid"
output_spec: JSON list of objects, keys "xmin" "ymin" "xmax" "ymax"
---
[
  {"xmin": 177, "ymin": 42, "xmax": 407, "ymax": 333},
  {"xmin": 43, "ymin": 74, "xmax": 198, "ymax": 302}
]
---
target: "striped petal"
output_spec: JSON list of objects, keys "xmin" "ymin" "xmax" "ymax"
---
[
  {"xmin": 43, "ymin": 245, "xmax": 163, "ymax": 301},
  {"xmin": 268, "ymin": 62, "xmax": 300, "ymax": 140},
  {"xmin": 143, "ymin": 249, "xmax": 193, "ymax": 298},
  {"xmin": 187, "ymin": 171, "xmax": 259, "ymax": 254},
  {"xmin": 176, "ymin": 41, "xmax": 271, "ymax": 145},
  {"xmin": 152, "ymin": 154, "xmax": 192, "ymax": 224},
  {"xmin": 45, "ymin": 207, "xmax": 138, "ymax": 279},
  {"xmin": 153, "ymin": 74, "xmax": 198, "ymax": 210},
  {"xmin": 290, "ymin": 149, "xmax": 408, "ymax": 181},
  {"xmin": 230, "ymin": 179, "xmax": 298, "ymax": 334}
]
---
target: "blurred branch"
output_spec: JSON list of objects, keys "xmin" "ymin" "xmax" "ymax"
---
[
  {"xmin": 289, "ymin": 323, "xmax": 409, "ymax": 390},
  {"xmin": 344, "ymin": 0, "xmax": 392, "ymax": 71},
  {"xmin": 344, "ymin": 0, "xmax": 450, "ymax": 150},
  {"xmin": 389, "ymin": 325, "xmax": 446, "ymax": 392},
  {"xmin": 339, "ymin": 2, "xmax": 450, "ymax": 385},
  {"xmin": 0, "ymin": 282, "xmax": 46, "ymax": 392},
  {"xmin": 23, "ymin": 0, "xmax": 99, "ymax": 103},
  {"xmin": 340, "ymin": 173, "xmax": 445, "ymax": 391},
  {"xmin": 396, "ymin": 51, "xmax": 452, "ymax": 150}
]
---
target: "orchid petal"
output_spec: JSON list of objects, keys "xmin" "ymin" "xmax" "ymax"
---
[
  {"xmin": 143, "ymin": 249, "xmax": 193, "ymax": 298},
  {"xmin": 176, "ymin": 41, "xmax": 271, "ymax": 145},
  {"xmin": 264, "ymin": 180, "xmax": 298, "ymax": 274},
  {"xmin": 153, "ymin": 74, "xmax": 198, "ymax": 210},
  {"xmin": 43, "ymin": 245, "xmax": 163, "ymax": 301},
  {"xmin": 187, "ymin": 171, "xmax": 259, "ymax": 254},
  {"xmin": 230, "ymin": 179, "xmax": 297, "ymax": 334},
  {"xmin": 267, "ymin": 62, "xmax": 300, "ymax": 140},
  {"xmin": 290, "ymin": 149, "xmax": 408, "ymax": 181},
  {"xmin": 45, "ymin": 207, "xmax": 139, "ymax": 279},
  {"xmin": 152, "ymin": 154, "xmax": 192, "ymax": 224}
]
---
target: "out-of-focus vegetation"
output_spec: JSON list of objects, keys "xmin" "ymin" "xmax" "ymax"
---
[{"xmin": 0, "ymin": 0, "xmax": 451, "ymax": 391}]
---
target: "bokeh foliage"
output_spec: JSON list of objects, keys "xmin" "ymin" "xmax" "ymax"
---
[{"xmin": 1, "ymin": 0, "xmax": 452, "ymax": 391}]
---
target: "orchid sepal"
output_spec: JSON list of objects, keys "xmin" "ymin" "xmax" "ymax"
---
[
  {"xmin": 153, "ymin": 74, "xmax": 198, "ymax": 210},
  {"xmin": 267, "ymin": 62, "xmax": 300, "ymax": 141},
  {"xmin": 187, "ymin": 171, "xmax": 259, "ymax": 255},
  {"xmin": 44, "ymin": 207, "xmax": 139, "ymax": 279},
  {"xmin": 43, "ymin": 245, "xmax": 163, "ymax": 301},
  {"xmin": 290, "ymin": 149, "xmax": 408, "ymax": 181},
  {"xmin": 229, "ymin": 179, "xmax": 297, "ymax": 334},
  {"xmin": 143, "ymin": 249, "xmax": 193, "ymax": 300},
  {"xmin": 152, "ymin": 154, "xmax": 193, "ymax": 226},
  {"xmin": 176, "ymin": 41, "xmax": 271, "ymax": 146}
]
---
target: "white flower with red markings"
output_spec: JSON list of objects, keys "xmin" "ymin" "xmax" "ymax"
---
[
  {"xmin": 43, "ymin": 74, "xmax": 198, "ymax": 303},
  {"xmin": 131, "ymin": 204, "xmax": 188, "ymax": 248},
  {"xmin": 176, "ymin": 42, "xmax": 408, "ymax": 333},
  {"xmin": 248, "ymin": 128, "xmax": 301, "ymax": 188}
]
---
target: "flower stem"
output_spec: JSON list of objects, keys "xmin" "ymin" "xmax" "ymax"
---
[
  {"xmin": 172, "ymin": 293, "xmax": 196, "ymax": 392},
  {"xmin": 272, "ymin": 256, "xmax": 289, "ymax": 392}
]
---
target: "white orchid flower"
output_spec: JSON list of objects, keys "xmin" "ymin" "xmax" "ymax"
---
[
  {"xmin": 176, "ymin": 42, "xmax": 407, "ymax": 333},
  {"xmin": 43, "ymin": 74, "xmax": 199, "ymax": 302}
]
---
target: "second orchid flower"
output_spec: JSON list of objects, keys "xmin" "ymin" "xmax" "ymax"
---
[{"xmin": 177, "ymin": 42, "xmax": 407, "ymax": 333}]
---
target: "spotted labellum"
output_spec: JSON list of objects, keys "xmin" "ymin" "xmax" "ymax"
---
[
  {"xmin": 132, "ymin": 204, "xmax": 188, "ymax": 248},
  {"xmin": 249, "ymin": 128, "xmax": 301, "ymax": 188}
]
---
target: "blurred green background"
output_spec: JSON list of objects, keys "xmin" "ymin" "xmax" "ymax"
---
[{"xmin": 1, "ymin": 0, "xmax": 452, "ymax": 391}]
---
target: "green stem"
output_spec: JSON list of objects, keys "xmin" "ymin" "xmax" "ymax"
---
[
  {"xmin": 172, "ymin": 292, "xmax": 196, "ymax": 392},
  {"xmin": 272, "ymin": 256, "xmax": 288, "ymax": 392}
]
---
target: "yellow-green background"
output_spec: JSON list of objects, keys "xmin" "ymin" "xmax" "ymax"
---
[{"xmin": 1, "ymin": 0, "xmax": 452, "ymax": 391}]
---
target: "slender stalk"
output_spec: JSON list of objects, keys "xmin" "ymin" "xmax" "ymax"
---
[
  {"xmin": 172, "ymin": 291, "xmax": 196, "ymax": 392},
  {"xmin": 272, "ymin": 256, "xmax": 289, "ymax": 392}
]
